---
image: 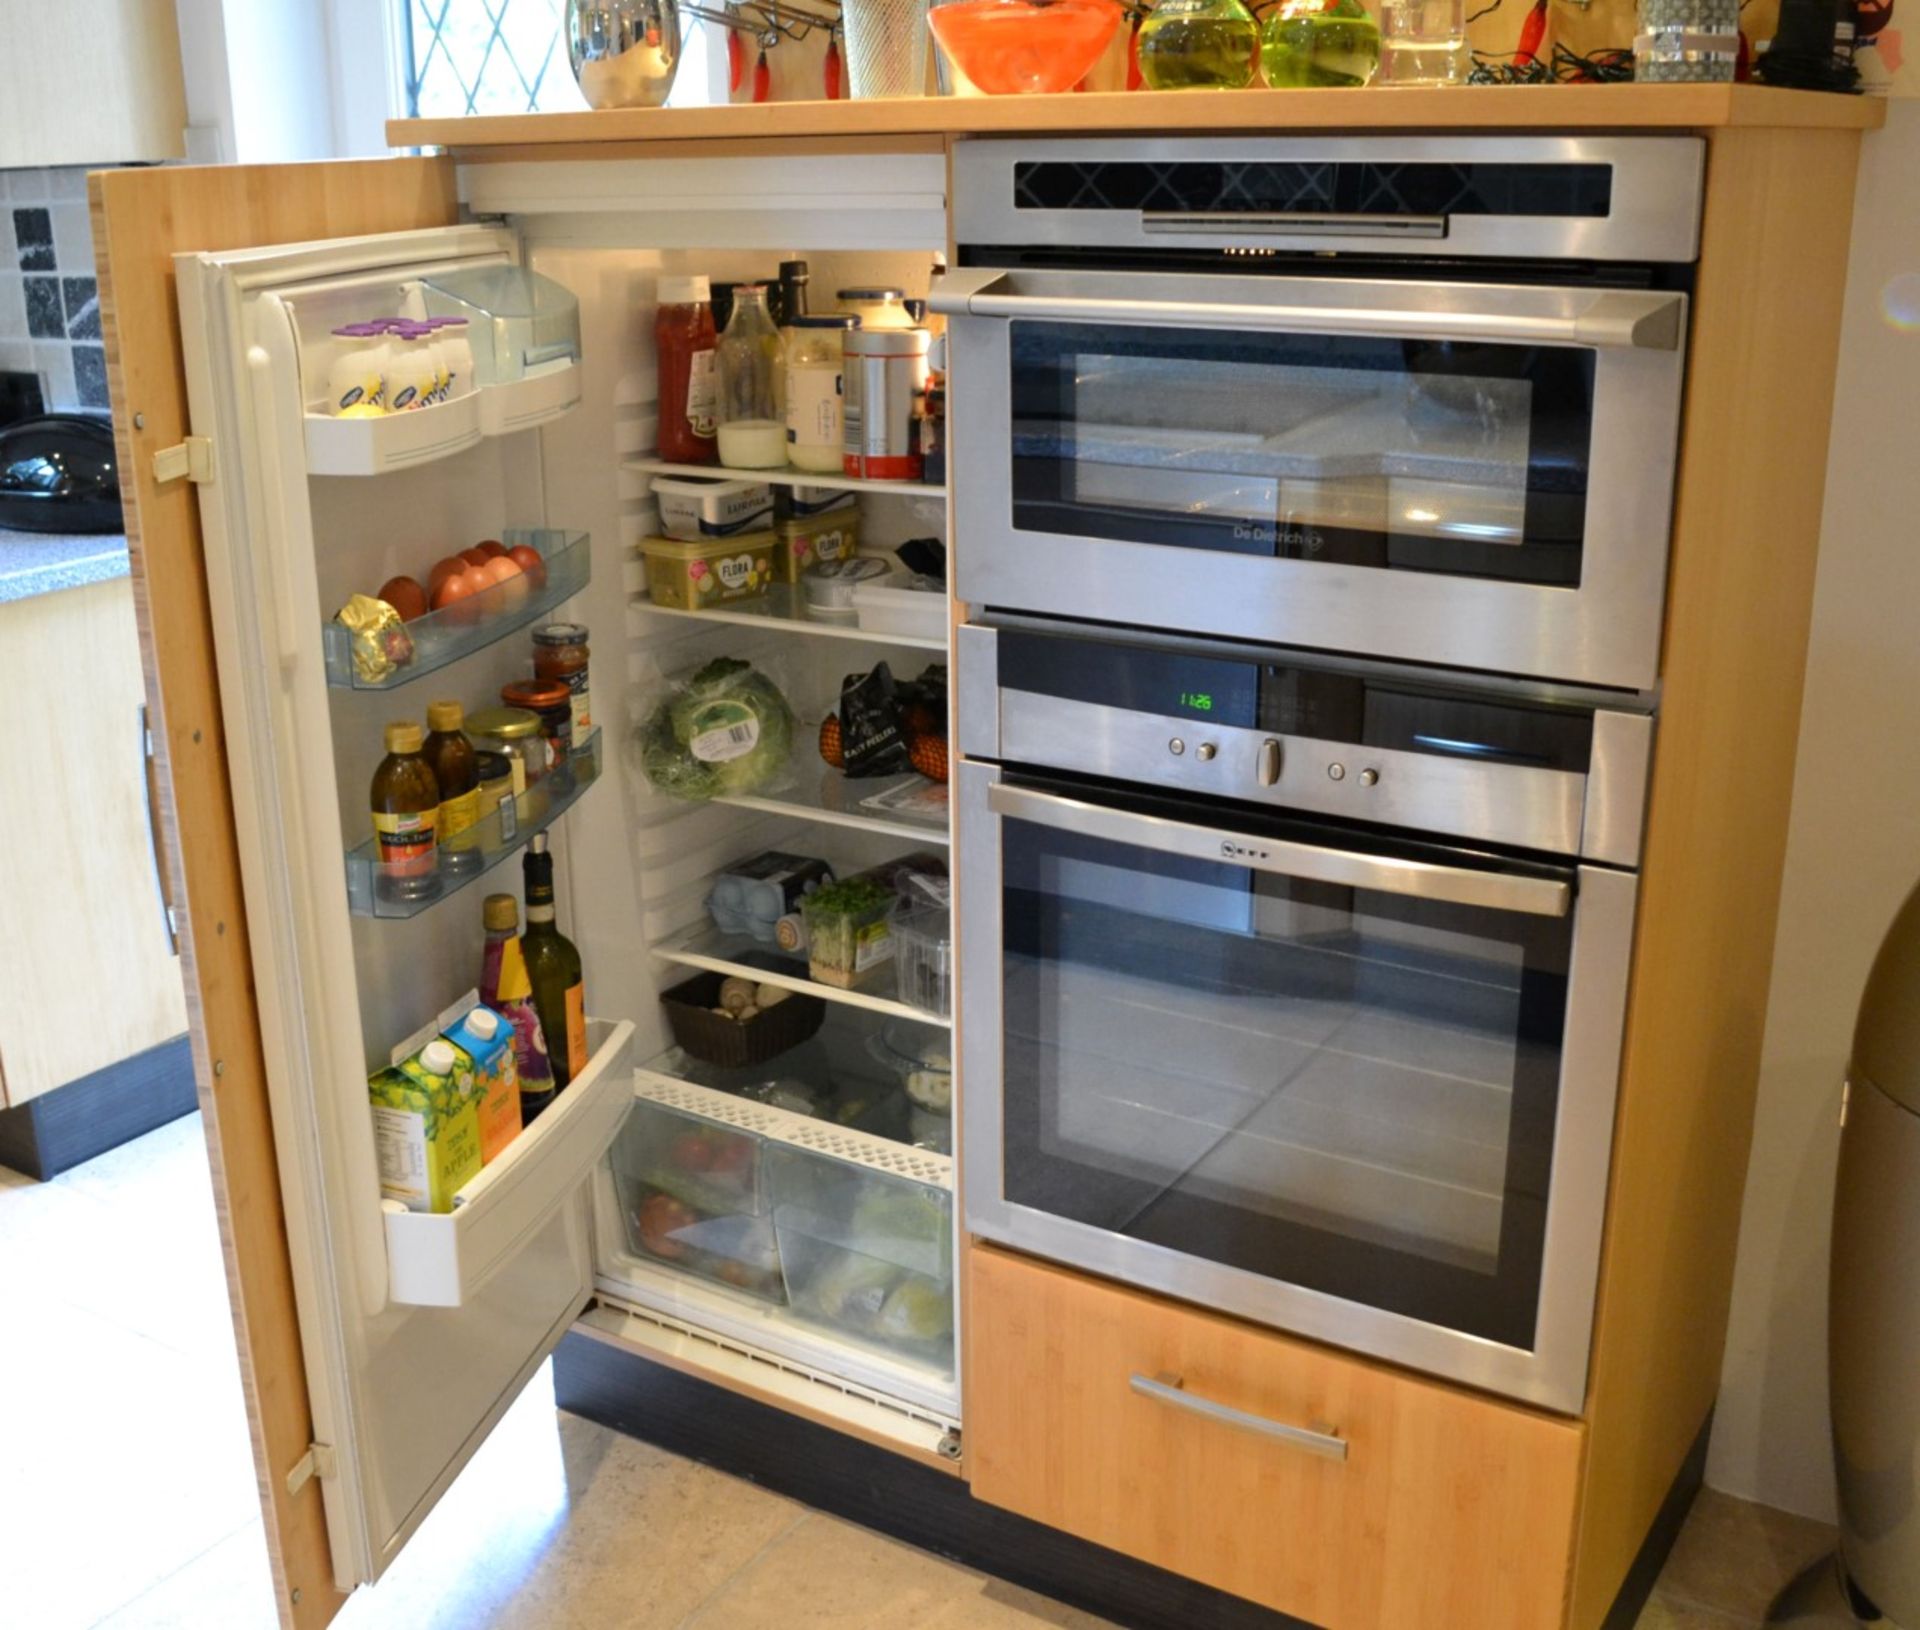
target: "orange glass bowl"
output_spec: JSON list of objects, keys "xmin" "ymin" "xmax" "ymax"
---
[{"xmin": 929, "ymin": 0, "xmax": 1125, "ymax": 94}]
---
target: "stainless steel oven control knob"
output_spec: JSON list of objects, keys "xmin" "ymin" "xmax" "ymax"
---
[
  {"xmin": 1258, "ymin": 739, "xmax": 1282, "ymax": 786},
  {"xmin": 1327, "ymin": 762, "xmax": 1346, "ymax": 781},
  {"xmin": 1196, "ymin": 743, "xmax": 1217, "ymax": 762},
  {"xmin": 1359, "ymin": 767, "xmax": 1379, "ymax": 787},
  {"xmin": 1169, "ymin": 738, "xmax": 1185, "ymax": 756}
]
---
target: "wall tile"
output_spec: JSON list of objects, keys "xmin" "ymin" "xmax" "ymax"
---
[
  {"xmin": 6, "ymin": 170, "xmax": 49, "ymax": 202},
  {"xmin": 31, "ymin": 339, "xmax": 74, "ymax": 408},
  {"xmin": 50, "ymin": 203, "xmax": 92, "ymax": 276},
  {"xmin": 72, "ymin": 344, "xmax": 107, "ymax": 408},
  {"xmin": 0, "ymin": 207, "xmax": 14, "ymax": 267},
  {"xmin": 47, "ymin": 167, "xmax": 88, "ymax": 201},
  {"xmin": 62, "ymin": 277, "xmax": 98, "ymax": 340},
  {"xmin": 24, "ymin": 276, "xmax": 62, "ymax": 338},
  {"xmin": 0, "ymin": 338, "xmax": 31, "ymax": 374},
  {"xmin": 14, "ymin": 207, "xmax": 52, "ymax": 272},
  {"xmin": 0, "ymin": 275, "xmax": 24, "ymax": 339}
]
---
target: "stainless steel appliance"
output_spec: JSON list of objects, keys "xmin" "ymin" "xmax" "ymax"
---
[
  {"xmin": 955, "ymin": 620, "xmax": 1648, "ymax": 1413},
  {"xmin": 932, "ymin": 136, "xmax": 1703, "ymax": 693}
]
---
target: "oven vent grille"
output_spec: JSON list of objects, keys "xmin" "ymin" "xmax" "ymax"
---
[{"xmin": 1011, "ymin": 160, "xmax": 1614, "ymax": 221}]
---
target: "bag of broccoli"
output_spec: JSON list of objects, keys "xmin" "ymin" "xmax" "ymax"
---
[{"xmin": 636, "ymin": 656, "xmax": 797, "ymax": 802}]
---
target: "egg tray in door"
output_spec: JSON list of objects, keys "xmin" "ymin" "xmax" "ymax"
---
[{"xmin": 660, "ymin": 969, "xmax": 826, "ymax": 1068}]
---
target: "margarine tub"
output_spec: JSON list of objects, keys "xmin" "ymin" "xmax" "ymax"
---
[
  {"xmin": 642, "ymin": 531, "xmax": 778, "ymax": 610},
  {"xmin": 774, "ymin": 508, "xmax": 860, "ymax": 585}
]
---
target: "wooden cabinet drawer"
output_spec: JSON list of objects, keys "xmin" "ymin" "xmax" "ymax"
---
[{"xmin": 966, "ymin": 1245, "xmax": 1583, "ymax": 1630}]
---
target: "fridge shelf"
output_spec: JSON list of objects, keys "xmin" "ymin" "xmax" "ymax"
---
[
  {"xmin": 635, "ymin": 583, "xmax": 947, "ymax": 653},
  {"xmin": 385, "ymin": 1017, "xmax": 636, "ymax": 1307},
  {"xmin": 714, "ymin": 768, "xmax": 950, "ymax": 844},
  {"xmin": 346, "ymin": 730, "xmax": 603, "ymax": 918},
  {"xmin": 627, "ymin": 454, "xmax": 948, "ymax": 502},
  {"xmin": 652, "ymin": 926, "xmax": 953, "ymax": 1029},
  {"xmin": 306, "ymin": 359, "xmax": 581, "ymax": 476},
  {"xmin": 324, "ymin": 530, "xmax": 590, "ymax": 690}
]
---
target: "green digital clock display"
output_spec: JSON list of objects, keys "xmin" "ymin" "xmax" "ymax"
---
[{"xmin": 1179, "ymin": 692, "xmax": 1214, "ymax": 713}]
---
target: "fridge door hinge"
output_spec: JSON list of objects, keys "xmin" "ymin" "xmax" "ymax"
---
[
  {"xmin": 152, "ymin": 436, "xmax": 214, "ymax": 485},
  {"xmin": 285, "ymin": 1441, "xmax": 337, "ymax": 1496}
]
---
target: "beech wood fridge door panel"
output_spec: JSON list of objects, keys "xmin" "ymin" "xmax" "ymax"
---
[{"xmin": 96, "ymin": 158, "xmax": 611, "ymax": 1623}]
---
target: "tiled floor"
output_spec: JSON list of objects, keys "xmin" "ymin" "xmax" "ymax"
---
[{"xmin": 2, "ymin": 1114, "xmax": 1841, "ymax": 1630}]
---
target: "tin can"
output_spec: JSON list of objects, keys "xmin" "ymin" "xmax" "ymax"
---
[{"xmin": 843, "ymin": 326, "xmax": 931, "ymax": 481}]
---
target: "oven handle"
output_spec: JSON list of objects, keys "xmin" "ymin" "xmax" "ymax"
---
[
  {"xmin": 1142, "ymin": 209, "xmax": 1446, "ymax": 240},
  {"xmin": 936, "ymin": 275, "xmax": 1682, "ymax": 352},
  {"xmin": 987, "ymin": 780, "xmax": 1572, "ymax": 918}
]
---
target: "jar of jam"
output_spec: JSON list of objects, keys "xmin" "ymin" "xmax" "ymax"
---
[
  {"xmin": 465, "ymin": 706, "xmax": 543, "ymax": 827},
  {"xmin": 501, "ymin": 677, "xmax": 574, "ymax": 783},
  {"xmin": 531, "ymin": 623, "xmax": 591, "ymax": 741}
]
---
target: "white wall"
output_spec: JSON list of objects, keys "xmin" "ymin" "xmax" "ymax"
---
[{"xmin": 1708, "ymin": 97, "xmax": 1920, "ymax": 1520}]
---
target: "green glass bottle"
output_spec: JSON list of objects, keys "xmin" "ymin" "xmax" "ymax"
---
[
  {"xmin": 1137, "ymin": 0, "xmax": 1260, "ymax": 89},
  {"xmin": 1261, "ymin": 0, "xmax": 1381, "ymax": 86},
  {"xmin": 521, "ymin": 834, "xmax": 588, "ymax": 1093}
]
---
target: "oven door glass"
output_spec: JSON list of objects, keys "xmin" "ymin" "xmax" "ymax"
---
[
  {"xmin": 1011, "ymin": 319, "xmax": 1596, "ymax": 587},
  {"xmin": 990, "ymin": 777, "xmax": 1581, "ymax": 1353}
]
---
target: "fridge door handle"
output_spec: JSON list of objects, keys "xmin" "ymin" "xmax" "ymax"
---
[
  {"xmin": 139, "ymin": 704, "xmax": 179, "ymax": 957},
  {"xmin": 1130, "ymin": 1373, "xmax": 1350, "ymax": 1462},
  {"xmin": 986, "ymin": 779, "xmax": 1571, "ymax": 917}
]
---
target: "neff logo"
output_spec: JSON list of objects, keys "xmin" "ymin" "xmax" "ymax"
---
[
  {"xmin": 716, "ymin": 553, "xmax": 755, "ymax": 590},
  {"xmin": 1221, "ymin": 840, "xmax": 1271, "ymax": 861}
]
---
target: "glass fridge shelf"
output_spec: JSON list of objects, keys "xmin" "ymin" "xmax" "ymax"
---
[
  {"xmin": 346, "ymin": 730, "xmax": 602, "ymax": 919},
  {"xmin": 323, "ymin": 530, "xmax": 589, "ymax": 690}
]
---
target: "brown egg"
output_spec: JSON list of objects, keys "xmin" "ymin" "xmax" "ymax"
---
[
  {"xmin": 474, "ymin": 539, "xmax": 508, "ymax": 561},
  {"xmin": 376, "ymin": 575, "xmax": 429, "ymax": 622},
  {"xmin": 506, "ymin": 543, "xmax": 546, "ymax": 589},
  {"xmin": 427, "ymin": 555, "xmax": 467, "ymax": 595}
]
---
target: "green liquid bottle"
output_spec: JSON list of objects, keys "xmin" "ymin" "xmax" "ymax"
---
[
  {"xmin": 521, "ymin": 834, "xmax": 588, "ymax": 1093},
  {"xmin": 1261, "ymin": 0, "xmax": 1381, "ymax": 87},
  {"xmin": 1137, "ymin": 0, "xmax": 1260, "ymax": 89}
]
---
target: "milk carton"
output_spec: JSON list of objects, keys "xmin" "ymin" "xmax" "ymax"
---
[
  {"xmin": 442, "ymin": 1005, "xmax": 522, "ymax": 1165},
  {"xmin": 369, "ymin": 1041, "xmax": 482, "ymax": 1214}
]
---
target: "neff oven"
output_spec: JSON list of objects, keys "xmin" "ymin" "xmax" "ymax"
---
[
  {"xmin": 932, "ymin": 137, "xmax": 1702, "ymax": 693},
  {"xmin": 955, "ymin": 622, "xmax": 1649, "ymax": 1414}
]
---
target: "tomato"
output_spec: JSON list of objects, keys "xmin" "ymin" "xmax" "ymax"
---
[
  {"xmin": 668, "ymin": 1132, "xmax": 715, "ymax": 1172},
  {"xmin": 635, "ymin": 1192, "xmax": 695, "ymax": 1259},
  {"xmin": 709, "ymin": 1137, "xmax": 752, "ymax": 1177}
]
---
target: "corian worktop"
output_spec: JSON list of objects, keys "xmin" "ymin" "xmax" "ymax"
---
[{"xmin": 0, "ymin": 526, "xmax": 129, "ymax": 605}]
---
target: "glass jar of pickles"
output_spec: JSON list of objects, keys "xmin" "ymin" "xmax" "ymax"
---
[
  {"xmin": 1261, "ymin": 0, "xmax": 1381, "ymax": 85},
  {"xmin": 1137, "ymin": 0, "xmax": 1260, "ymax": 88}
]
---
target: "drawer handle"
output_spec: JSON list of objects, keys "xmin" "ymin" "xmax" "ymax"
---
[{"xmin": 1130, "ymin": 1372, "xmax": 1349, "ymax": 1463}]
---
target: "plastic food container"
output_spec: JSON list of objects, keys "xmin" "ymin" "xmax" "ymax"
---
[
  {"xmin": 650, "ymin": 473, "xmax": 775, "ymax": 541},
  {"xmin": 800, "ymin": 556, "xmax": 891, "ymax": 624},
  {"xmin": 892, "ymin": 906, "xmax": 952, "ymax": 1019},
  {"xmin": 612, "ymin": 1099, "xmax": 785, "ymax": 1302},
  {"xmin": 774, "ymin": 509, "xmax": 861, "ymax": 585},
  {"xmin": 767, "ymin": 1148, "xmax": 954, "ymax": 1374},
  {"xmin": 801, "ymin": 883, "xmax": 897, "ymax": 989},
  {"xmin": 779, "ymin": 483, "xmax": 859, "ymax": 520},
  {"xmin": 852, "ymin": 576, "xmax": 946, "ymax": 641},
  {"xmin": 642, "ymin": 531, "xmax": 778, "ymax": 610},
  {"xmin": 660, "ymin": 969, "xmax": 826, "ymax": 1068}
]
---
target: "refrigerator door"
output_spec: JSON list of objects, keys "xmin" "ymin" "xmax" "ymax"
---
[{"xmin": 171, "ymin": 223, "xmax": 606, "ymax": 1589}]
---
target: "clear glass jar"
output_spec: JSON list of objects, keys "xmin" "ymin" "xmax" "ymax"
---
[
  {"xmin": 715, "ymin": 284, "xmax": 788, "ymax": 470},
  {"xmin": 1261, "ymin": 0, "xmax": 1381, "ymax": 86},
  {"xmin": 784, "ymin": 315, "xmax": 858, "ymax": 475},
  {"xmin": 1377, "ymin": 0, "xmax": 1465, "ymax": 83},
  {"xmin": 1138, "ymin": 0, "xmax": 1260, "ymax": 89},
  {"xmin": 464, "ymin": 706, "xmax": 544, "ymax": 813}
]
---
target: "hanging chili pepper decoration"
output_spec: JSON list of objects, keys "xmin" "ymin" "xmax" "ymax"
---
[
  {"xmin": 825, "ymin": 26, "xmax": 844, "ymax": 98},
  {"xmin": 727, "ymin": 19, "xmax": 746, "ymax": 93},
  {"xmin": 753, "ymin": 44, "xmax": 773, "ymax": 102},
  {"xmin": 1512, "ymin": 0, "xmax": 1549, "ymax": 68}
]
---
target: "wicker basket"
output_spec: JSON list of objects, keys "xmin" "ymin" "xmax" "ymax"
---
[{"xmin": 660, "ymin": 969, "xmax": 826, "ymax": 1068}]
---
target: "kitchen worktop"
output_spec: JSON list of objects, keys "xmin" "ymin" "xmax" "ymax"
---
[
  {"xmin": 0, "ymin": 527, "xmax": 130, "ymax": 605},
  {"xmin": 390, "ymin": 83, "xmax": 1884, "ymax": 153}
]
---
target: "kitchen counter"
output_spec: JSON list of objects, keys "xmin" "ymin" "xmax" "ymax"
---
[
  {"xmin": 390, "ymin": 83, "xmax": 1884, "ymax": 153},
  {"xmin": 0, "ymin": 527, "xmax": 130, "ymax": 604}
]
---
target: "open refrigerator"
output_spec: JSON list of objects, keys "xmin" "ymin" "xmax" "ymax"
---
[{"xmin": 169, "ymin": 152, "xmax": 957, "ymax": 1592}]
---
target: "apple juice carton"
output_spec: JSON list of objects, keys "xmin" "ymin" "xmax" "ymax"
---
[
  {"xmin": 369, "ymin": 1039, "xmax": 482, "ymax": 1215},
  {"xmin": 441, "ymin": 1004, "xmax": 521, "ymax": 1165}
]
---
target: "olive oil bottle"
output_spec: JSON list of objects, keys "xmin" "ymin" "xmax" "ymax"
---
[{"xmin": 521, "ymin": 835, "xmax": 587, "ymax": 1091}]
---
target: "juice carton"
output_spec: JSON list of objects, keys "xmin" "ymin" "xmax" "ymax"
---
[
  {"xmin": 369, "ymin": 1040, "xmax": 482, "ymax": 1214},
  {"xmin": 442, "ymin": 1005, "xmax": 522, "ymax": 1165}
]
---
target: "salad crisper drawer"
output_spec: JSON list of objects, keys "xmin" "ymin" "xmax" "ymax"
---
[
  {"xmin": 768, "ymin": 1146, "xmax": 955, "ymax": 1376},
  {"xmin": 610, "ymin": 1099, "xmax": 783, "ymax": 1303}
]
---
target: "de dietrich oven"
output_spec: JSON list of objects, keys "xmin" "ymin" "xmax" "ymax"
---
[
  {"xmin": 931, "ymin": 136, "xmax": 1702, "ymax": 693},
  {"xmin": 954, "ymin": 621, "xmax": 1651, "ymax": 1413}
]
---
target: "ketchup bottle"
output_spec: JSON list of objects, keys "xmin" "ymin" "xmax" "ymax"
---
[{"xmin": 654, "ymin": 274, "xmax": 718, "ymax": 464}]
